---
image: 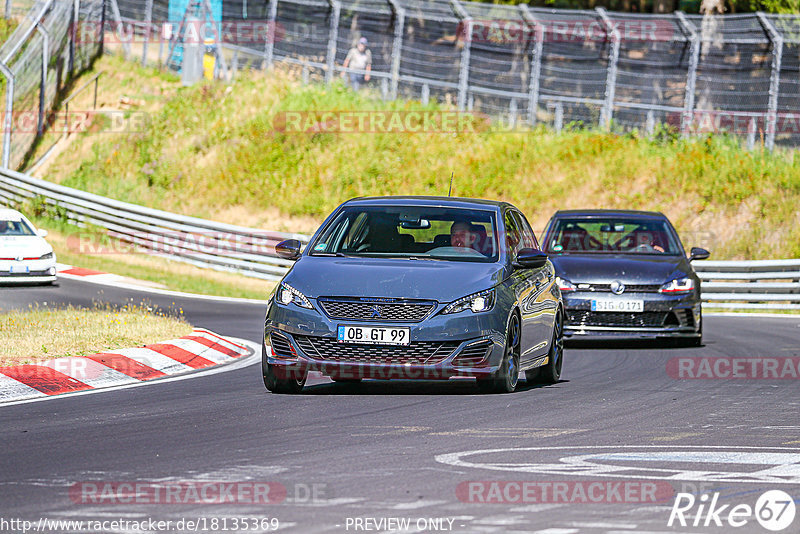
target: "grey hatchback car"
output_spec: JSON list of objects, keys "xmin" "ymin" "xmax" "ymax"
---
[{"xmin": 263, "ymin": 196, "xmax": 564, "ymax": 393}]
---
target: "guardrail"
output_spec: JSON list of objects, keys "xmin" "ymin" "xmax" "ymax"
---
[
  {"xmin": 694, "ymin": 260, "xmax": 800, "ymax": 310},
  {"xmin": 0, "ymin": 167, "xmax": 309, "ymax": 281}
]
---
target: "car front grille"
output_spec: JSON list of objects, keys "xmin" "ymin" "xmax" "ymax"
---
[
  {"xmin": 294, "ymin": 335, "xmax": 459, "ymax": 365},
  {"xmin": 567, "ymin": 310, "xmax": 669, "ymax": 328},
  {"xmin": 318, "ymin": 298, "xmax": 435, "ymax": 322},
  {"xmin": 0, "ymin": 270, "xmax": 51, "ymax": 277},
  {"xmin": 578, "ymin": 284, "xmax": 661, "ymax": 293}
]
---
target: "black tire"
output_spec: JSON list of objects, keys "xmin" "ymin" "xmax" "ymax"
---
[
  {"xmin": 477, "ymin": 314, "xmax": 521, "ymax": 394},
  {"xmin": 533, "ymin": 309, "xmax": 564, "ymax": 385},
  {"xmin": 262, "ymin": 344, "xmax": 307, "ymax": 393},
  {"xmin": 675, "ymin": 313, "xmax": 702, "ymax": 347},
  {"xmin": 692, "ymin": 313, "xmax": 703, "ymax": 346}
]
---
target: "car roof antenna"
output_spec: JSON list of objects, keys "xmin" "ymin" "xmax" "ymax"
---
[{"xmin": 448, "ymin": 172, "xmax": 454, "ymax": 197}]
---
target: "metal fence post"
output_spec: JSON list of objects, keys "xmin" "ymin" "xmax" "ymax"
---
[
  {"xmin": 142, "ymin": 0, "xmax": 154, "ymax": 67},
  {"xmin": 520, "ymin": 5, "xmax": 542, "ymax": 126},
  {"xmin": 4, "ymin": 0, "xmax": 10, "ymax": 19},
  {"xmin": 70, "ymin": 0, "xmax": 81, "ymax": 76},
  {"xmin": 35, "ymin": 22, "xmax": 50, "ymax": 137},
  {"xmin": 554, "ymin": 102, "xmax": 563, "ymax": 132},
  {"xmin": 675, "ymin": 11, "xmax": 699, "ymax": 138},
  {"xmin": 596, "ymin": 7, "xmax": 620, "ymax": 131},
  {"xmin": 0, "ymin": 62, "xmax": 15, "ymax": 168},
  {"xmin": 324, "ymin": 0, "xmax": 341, "ymax": 84},
  {"xmin": 747, "ymin": 117, "xmax": 756, "ymax": 150},
  {"xmin": 98, "ymin": 0, "xmax": 106, "ymax": 58},
  {"xmin": 107, "ymin": 0, "xmax": 131, "ymax": 59},
  {"xmin": 757, "ymin": 12, "xmax": 783, "ymax": 151},
  {"xmin": 450, "ymin": 0, "xmax": 470, "ymax": 111},
  {"xmin": 386, "ymin": 0, "xmax": 404, "ymax": 100},
  {"xmin": 264, "ymin": 0, "xmax": 278, "ymax": 69}
]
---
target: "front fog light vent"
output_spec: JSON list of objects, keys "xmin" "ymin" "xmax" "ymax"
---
[
  {"xmin": 269, "ymin": 332, "xmax": 296, "ymax": 358},
  {"xmin": 453, "ymin": 340, "xmax": 492, "ymax": 367}
]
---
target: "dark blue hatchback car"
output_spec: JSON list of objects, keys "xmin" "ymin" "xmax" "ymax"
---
[{"xmin": 263, "ymin": 196, "xmax": 564, "ymax": 393}]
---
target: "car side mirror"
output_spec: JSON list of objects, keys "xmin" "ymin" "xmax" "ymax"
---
[
  {"xmin": 516, "ymin": 248, "xmax": 548, "ymax": 269},
  {"xmin": 689, "ymin": 247, "xmax": 710, "ymax": 261},
  {"xmin": 37, "ymin": 229, "xmax": 48, "ymax": 238},
  {"xmin": 275, "ymin": 239, "xmax": 302, "ymax": 261}
]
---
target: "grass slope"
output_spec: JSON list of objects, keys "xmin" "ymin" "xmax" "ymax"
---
[{"xmin": 34, "ymin": 57, "xmax": 800, "ymax": 259}]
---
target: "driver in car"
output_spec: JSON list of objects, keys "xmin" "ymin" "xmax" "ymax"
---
[{"xmin": 450, "ymin": 220, "xmax": 477, "ymax": 249}]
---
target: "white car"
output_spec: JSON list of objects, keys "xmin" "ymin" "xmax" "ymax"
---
[{"xmin": 0, "ymin": 208, "xmax": 57, "ymax": 284}]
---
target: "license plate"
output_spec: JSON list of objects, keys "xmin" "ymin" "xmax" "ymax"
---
[
  {"xmin": 337, "ymin": 325, "xmax": 410, "ymax": 345},
  {"xmin": 591, "ymin": 299, "xmax": 644, "ymax": 312},
  {"xmin": 9, "ymin": 263, "xmax": 29, "ymax": 274}
]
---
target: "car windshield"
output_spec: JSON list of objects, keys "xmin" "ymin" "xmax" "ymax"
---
[
  {"xmin": 0, "ymin": 218, "xmax": 35, "ymax": 236},
  {"xmin": 545, "ymin": 218, "xmax": 682, "ymax": 255},
  {"xmin": 310, "ymin": 206, "xmax": 499, "ymax": 262}
]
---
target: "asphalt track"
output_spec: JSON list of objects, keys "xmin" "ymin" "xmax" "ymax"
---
[{"xmin": 1, "ymin": 277, "xmax": 799, "ymax": 533}]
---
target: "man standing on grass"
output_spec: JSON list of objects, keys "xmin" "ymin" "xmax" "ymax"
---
[{"xmin": 343, "ymin": 37, "xmax": 372, "ymax": 91}]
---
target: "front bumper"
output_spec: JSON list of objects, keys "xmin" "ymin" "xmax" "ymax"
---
[
  {"xmin": 264, "ymin": 299, "xmax": 507, "ymax": 380},
  {"xmin": 0, "ymin": 260, "xmax": 57, "ymax": 284},
  {"xmin": 563, "ymin": 292, "xmax": 701, "ymax": 339}
]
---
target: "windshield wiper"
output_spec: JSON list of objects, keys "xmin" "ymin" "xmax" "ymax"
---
[
  {"xmin": 311, "ymin": 252, "xmax": 350, "ymax": 257},
  {"xmin": 407, "ymin": 256, "xmax": 444, "ymax": 261}
]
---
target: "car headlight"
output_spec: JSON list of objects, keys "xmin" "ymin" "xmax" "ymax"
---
[
  {"xmin": 555, "ymin": 276, "xmax": 576, "ymax": 292},
  {"xmin": 276, "ymin": 283, "xmax": 313, "ymax": 309},
  {"xmin": 39, "ymin": 251, "xmax": 54, "ymax": 260},
  {"xmin": 442, "ymin": 289, "xmax": 496, "ymax": 315},
  {"xmin": 659, "ymin": 277, "xmax": 695, "ymax": 294}
]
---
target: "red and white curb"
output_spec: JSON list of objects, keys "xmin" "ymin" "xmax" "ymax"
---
[
  {"xmin": 0, "ymin": 328, "xmax": 255, "ymax": 404},
  {"xmin": 57, "ymin": 263, "xmax": 126, "ymax": 283}
]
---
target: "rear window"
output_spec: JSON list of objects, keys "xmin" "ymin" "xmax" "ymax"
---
[{"xmin": 545, "ymin": 218, "xmax": 682, "ymax": 255}]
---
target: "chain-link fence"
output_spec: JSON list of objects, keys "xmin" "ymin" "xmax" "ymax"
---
[
  {"xmin": 0, "ymin": 0, "xmax": 104, "ymax": 170},
  {"xmin": 47, "ymin": 1, "xmax": 800, "ymax": 151},
  {"xmin": 3, "ymin": 1, "xmax": 37, "ymax": 19}
]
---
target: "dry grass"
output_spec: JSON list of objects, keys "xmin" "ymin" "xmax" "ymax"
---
[
  {"xmin": 0, "ymin": 303, "xmax": 192, "ymax": 366},
  {"xmin": 27, "ymin": 53, "xmax": 181, "ymax": 177}
]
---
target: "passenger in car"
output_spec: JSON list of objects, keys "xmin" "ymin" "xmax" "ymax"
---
[{"xmin": 470, "ymin": 224, "xmax": 490, "ymax": 255}]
